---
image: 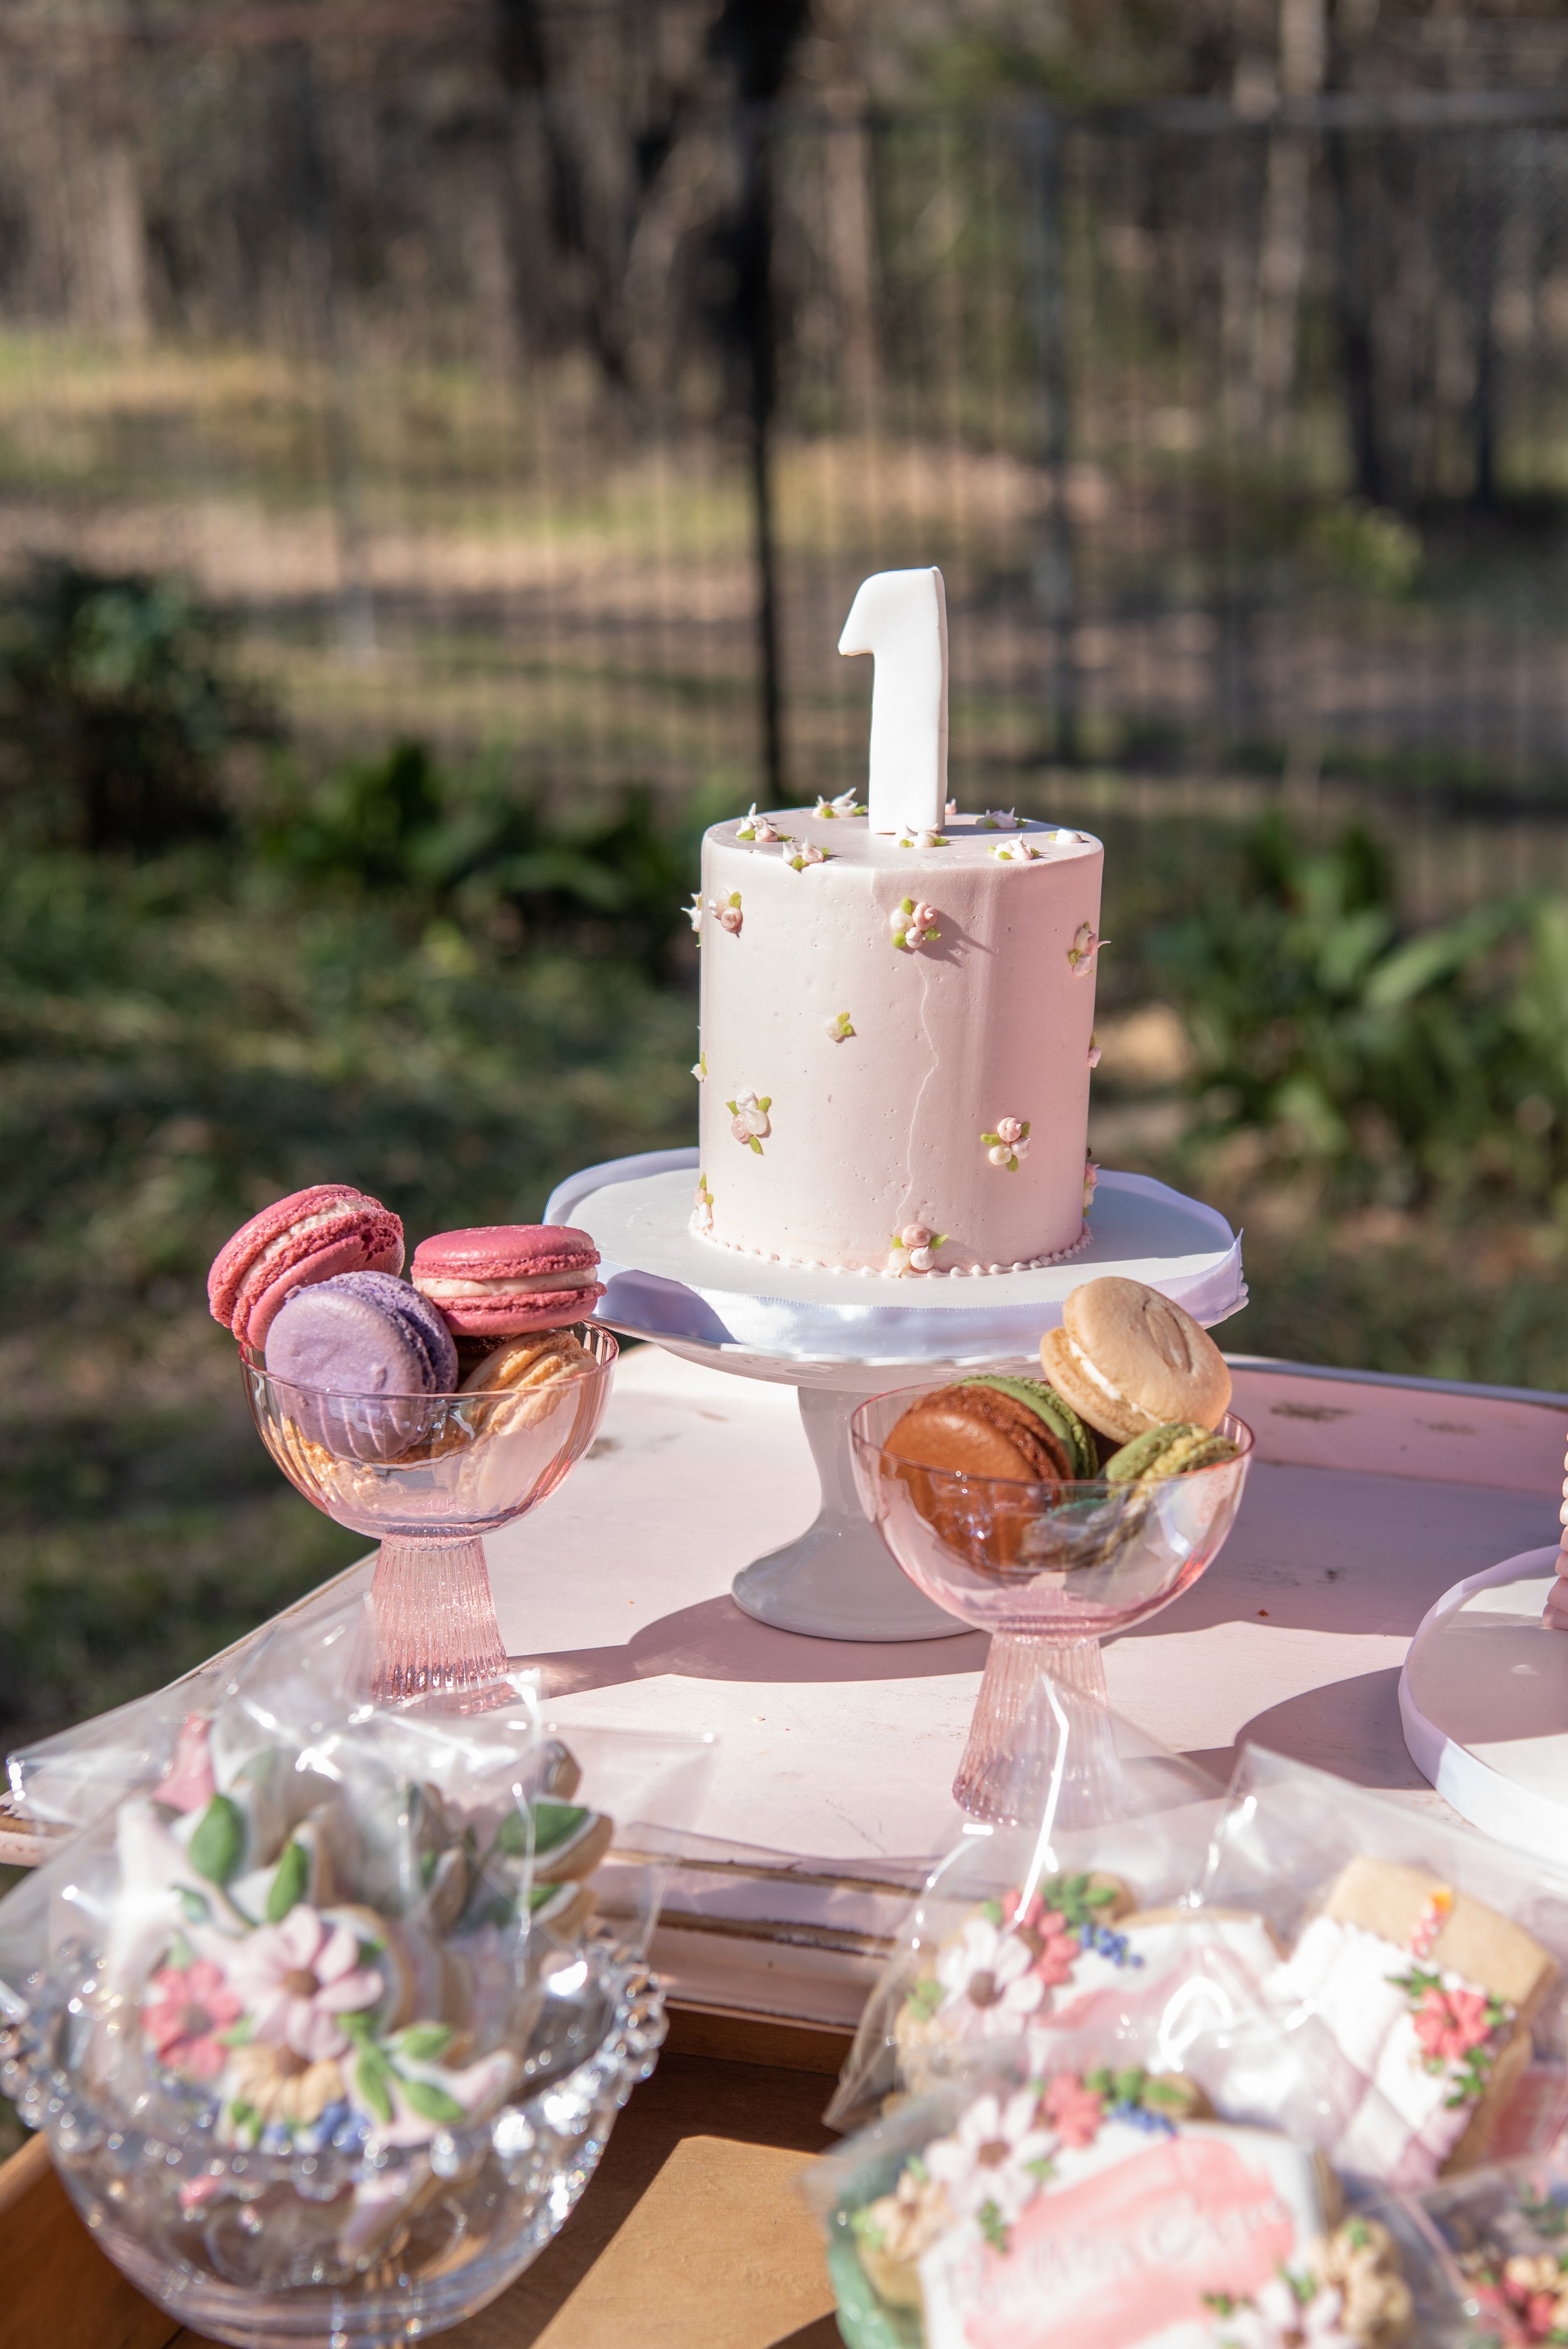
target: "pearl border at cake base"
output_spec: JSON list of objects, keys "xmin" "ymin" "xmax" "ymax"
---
[
  {"xmin": 547, "ymin": 1150, "xmax": 1247, "ymax": 1645},
  {"xmin": 1400, "ymin": 1546, "xmax": 1568, "ymax": 1863}
]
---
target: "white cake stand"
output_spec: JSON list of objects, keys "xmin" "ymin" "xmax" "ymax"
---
[
  {"xmin": 1400, "ymin": 1546, "xmax": 1568, "ymax": 1862},
  {"xmin": 544, "ymin": 1149, "xmax": 1247, "ymax": 1643}
]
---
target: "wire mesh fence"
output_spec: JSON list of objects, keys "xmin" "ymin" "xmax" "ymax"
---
[{"xmin": 6, "ymin": 24, "xmax": 1568, "ymax": 904}]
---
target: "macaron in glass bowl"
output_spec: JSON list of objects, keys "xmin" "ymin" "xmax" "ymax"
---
[
  {"xmin": 218, "ymin": 1204, "xmax": 617, "ymax": 1704},
  {"xmin": 850, "ymin": 1387, "xmax": 1252, "ymax": 1824},
  {"xmin": 849, "ymin": 1280, "xmax": 1253, "ymax": 1825}
]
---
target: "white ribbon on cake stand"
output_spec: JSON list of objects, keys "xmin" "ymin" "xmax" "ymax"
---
[{"xmin": 545, "ymin": 1149, "xmax": 1247, "ymax": 1643}]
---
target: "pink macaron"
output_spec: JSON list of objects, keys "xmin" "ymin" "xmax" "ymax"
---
[
  {"xmin": 410, "ymin": 1224, "xmax": 604, "ymax": 1336},
  {"xmin": 208, "ymin": 1184, "xmax": 405, "ymax": 1349}
]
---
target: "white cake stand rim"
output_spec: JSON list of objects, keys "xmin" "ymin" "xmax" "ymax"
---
[{"xmin": 546, "ymin": 1149, "xmax": 1246, "ymax": 1381}]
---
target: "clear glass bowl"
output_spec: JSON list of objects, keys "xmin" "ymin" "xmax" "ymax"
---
[
  {"xmin": 243, "ymin": 1321, "xmax": 617, "ymax": 1700},
  {"xmin": 2, "ymin": 1930, "xmax": 664, "ymax": 2349},
  {"xmin": 850, "ymin": 1390, "xmax": 1254, "ymax": 1823}
]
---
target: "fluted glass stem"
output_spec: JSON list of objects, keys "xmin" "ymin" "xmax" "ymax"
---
[
  {"xmin": 953, "ymin": 1633, "xmax": 1119, "ymax": 1827},
  {"xmin": 370, "ymin": 1534, "xmax": 507, "ymax": 1700}
]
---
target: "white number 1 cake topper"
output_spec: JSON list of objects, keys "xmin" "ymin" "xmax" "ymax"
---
[{"xmin": 837, "ymin": 566, "xmax": 949, "ymax": 834}]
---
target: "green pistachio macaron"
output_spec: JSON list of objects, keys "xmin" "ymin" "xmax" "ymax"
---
[
  {"xmin": 959, "ymin": 1375, "xmax": 1099, "ymax": 1480},
  {"xmin": 1103, "ymin": 1422, "xmax": 1239, "ymax": 1485}
]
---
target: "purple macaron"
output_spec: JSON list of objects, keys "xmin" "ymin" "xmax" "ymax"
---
[{"xmin": 265, "ymin": 1271, "xmax": 460, "ymax": 1460}]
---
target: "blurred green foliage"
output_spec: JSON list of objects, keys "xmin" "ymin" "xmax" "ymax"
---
[
  {"xmin": 0, "ymin": 558, "xmax": 278, "ymax": 853},
  {"xmin": 1306, "ymin": 501, "xmax": 1423, "ymax": 598},
  {"xmin": 0, "ymin": 846, "xmax": 697, "ymax": 1318},
  {"xmin": 1152, "ymin": 811, "xmax": 1568, "ymax": 1212},
  {"xmin": 265, "ymin": 738, "xmax": 717, "ymax": 979}
]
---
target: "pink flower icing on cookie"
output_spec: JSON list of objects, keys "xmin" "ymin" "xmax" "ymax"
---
[
  {"xmin": 1042, "ymin": 2071, "xmax": 1104, "ymax": 2150},
  {"xmin": 144, "ymin": 1960, "xmax": 243, "ymax": 2082},
  {"xmin": 1411, "ymin": 1984, "xmax": 1495, "ymax": 2066}
]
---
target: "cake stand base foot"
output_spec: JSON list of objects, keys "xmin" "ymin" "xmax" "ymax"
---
[
  {"xmin": 370, "ymin": 1534, "xmax": 509, "ymax": 1699},
  {"xmin": 731, "ymin": 1384, "xmax": 965, "ymax": 1643}
]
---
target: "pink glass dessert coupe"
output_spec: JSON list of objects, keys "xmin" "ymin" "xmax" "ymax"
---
[
  {"xmin": 243, "ymin": 1322, "xmax": 617, "ymax": 1700},
  {"xmin": 850, "ymin": 1387, "xmax": 1253, "ymax": 1823}
]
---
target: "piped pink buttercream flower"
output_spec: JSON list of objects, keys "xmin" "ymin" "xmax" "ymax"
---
[
  {"xmin": 1042, "ymin": 2071, "xmax": 1104, "ymax": 2150},
  {"xmin": 995, "ymin": 1117, "xmax": 1024, "ymax": 1147},
  {"xmin": 143, "ymin": 1959, "xmax": 243, "ymax": 2082},
  {"xmin": 717, "ymin": 902, "xmax": 742, "ymax": 934},
  {"xmin": 223, "ymin": 1906, "xmax": 383, "ymax": 2062}
]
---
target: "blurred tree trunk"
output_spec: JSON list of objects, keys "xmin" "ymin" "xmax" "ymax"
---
[
  {"xmin": 1253, "ymin": 0, "xmax": 1323, "ymax": 448},
  {"xmin": 708, "ymin": 0, "xmax": 812, "ymax": 802},
  {"xmin": 822, "ymin": 98, "xmax": 880, "ymax": 416}
]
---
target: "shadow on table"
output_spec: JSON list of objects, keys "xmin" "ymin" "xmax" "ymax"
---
[
  {"xmin": 1184, "ymin": 1665, "xmax": 1426, "ymax": 1791},
  {"xmin": 516, "ymin": 1594, "xmax": 988, "ymax": 1699},
  {"xmin": 1116, "ymin": 1461, "xmax": 1556, "ymax": 1643}
]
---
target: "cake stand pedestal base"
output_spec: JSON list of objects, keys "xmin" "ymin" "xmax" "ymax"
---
[
  {"xmin": 1400, "ymin": 1544, "xmax": 1568, "ymax": 1861},
  {"xmin": 731, "ymin": 1384, "xmax": 960, "ymax": 1640}
]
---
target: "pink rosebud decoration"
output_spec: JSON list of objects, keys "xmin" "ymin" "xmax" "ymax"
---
[
  {"xmin": 1043, "ymin": 2072, "xmax": 1106, "ymax": 2151},
  {"xmin": 729, "ymin": 1115, "xmax": 751, "ymax": 1142},
  {"xmin": 718, "ymin": 904, "xmax": 742, "ymax": 933},
  {"xmin": 995, "ymin": 1117, "xmax": 1024, "ymax": 1147},
  {"xmin": 901, "ymin": 1223, "xmax": 932, "ymax": 1248},
  {"xmin": 911, "ymin": 903, "xmax": 938, "ymax": 931}
]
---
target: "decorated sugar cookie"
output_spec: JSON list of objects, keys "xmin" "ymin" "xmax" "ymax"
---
[
  {"xmin": 1279, "ymin": 1857, "xmax": 1554, "ymax": 2187},
  {"xmin": 834, "ymin": 2067, "xmax": 1409, "ymax": 2347}
]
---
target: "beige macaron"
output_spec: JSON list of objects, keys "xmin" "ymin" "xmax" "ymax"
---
[{"xmin": 1040, "ymin": 1276, "xmax": 1231, "ymax": 1444}]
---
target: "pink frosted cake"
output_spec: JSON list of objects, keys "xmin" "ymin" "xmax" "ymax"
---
[{"xmin": 691, "ymin": 804, "xmax": 1103, "ymax": 1277}]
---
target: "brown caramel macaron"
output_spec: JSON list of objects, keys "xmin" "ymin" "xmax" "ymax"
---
[
  {"xmin": 1041, "ymin": 1276, "xmax": 1231, "ymax": 1445},
  {"xmin": 884, "ymin": 1382, "xmax": 1073, "ymax": 1483}
]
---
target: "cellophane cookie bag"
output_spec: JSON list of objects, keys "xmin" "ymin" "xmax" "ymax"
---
[
  {"xmin": 1189, "ymin": 1745, "xmax": 1568, "ymax": 2194},
  {"xmin": 0, "ymin": 1591, "xmax": 710, "ymax": 2296},
  {"xmin": 1405, "ymin": 2154, "xmax": 1568, "ymax": 2345},
  {"xmin": 804, "ymin": 1969, "xmax": 1468, "ymax": 2349},
  {"xmin": 827, "ymin": 1677, "xmax": 1229, "ymax": 2132}
]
